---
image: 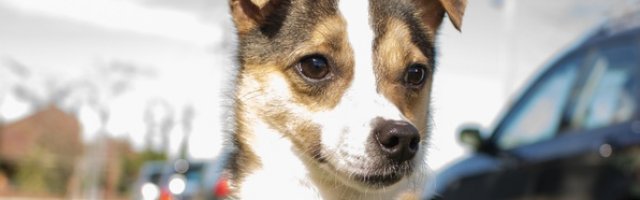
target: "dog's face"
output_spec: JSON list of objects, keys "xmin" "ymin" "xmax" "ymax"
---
[{"xmin": 230, "ymin": 0, "xmax": 465, "ymax": 190}]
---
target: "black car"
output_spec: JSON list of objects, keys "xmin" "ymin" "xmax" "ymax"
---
[{"xmin": 425, "ymin": 15, "xmax": 640, "ymax": 200}]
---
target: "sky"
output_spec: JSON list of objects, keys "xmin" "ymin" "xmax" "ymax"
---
[{"xmin": 0, "ymin": 0, "xmax": 633, "ymax": 171}]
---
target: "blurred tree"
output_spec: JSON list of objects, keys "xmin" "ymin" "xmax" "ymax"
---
[
  {"xmin": 0, "ymin": 58, "xmax": 33, "ymax": 125},
  {"xmin": 144, "ymin": 99, "xmax": 175, "ymax": 154}
]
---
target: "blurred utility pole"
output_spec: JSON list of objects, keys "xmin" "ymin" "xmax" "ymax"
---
[
  {"xmin": 492, "ymin": 0, "xmax": 517, "ymax": 99},
  {"xmin": 85, "ymin": 106, "xmax": 109, "ymax": 200},
  {"xmin": 179, "ymin": 104, "xmax": 195, "ymax": 159}
]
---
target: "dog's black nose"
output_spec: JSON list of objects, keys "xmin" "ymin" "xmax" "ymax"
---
[{"xmin": 374, "ymin": 120, "xmax": 420, "ymax": 163}]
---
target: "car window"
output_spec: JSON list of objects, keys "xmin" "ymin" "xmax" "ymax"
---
[
  {"xmin": 566, "ymin": 41, "xmax": 639, "ymax": 130},
  {"xmin": 495, "ymin": 55, "xmax": 582, "ymax": 149}
]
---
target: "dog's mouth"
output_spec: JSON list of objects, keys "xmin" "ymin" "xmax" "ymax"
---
[
  {"xmin": 351, "ymin": 171, "xmax": 406, "ymax": 187},
  {"xmin": 337, "ymin": 163, "xmax": 414, "ymax": 189},
  {"xmin": 316, "ymin": 153, "xmax": 415, "ymax": 189}
]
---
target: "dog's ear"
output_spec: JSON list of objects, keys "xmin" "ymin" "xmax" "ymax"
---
[
  {"xmin": 414, "ymin": 0, "xmax": 467, "ymax": 31},
  {"xmin": 439, "ymin": 0, "xmax": 466, "ymax": 31},
  {"xmin": 229, "ymin": 0, "xmax": 285, "ymax": 36}
]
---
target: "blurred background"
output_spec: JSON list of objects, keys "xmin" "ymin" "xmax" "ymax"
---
[{"xmin": 0, "ymin": 0, "xmax": 637, "ymax": 199}]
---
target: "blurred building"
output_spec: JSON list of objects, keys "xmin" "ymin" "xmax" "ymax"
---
[{"xmin": 0, "ymin": 105, "xmax": 82, "ymax": 196}]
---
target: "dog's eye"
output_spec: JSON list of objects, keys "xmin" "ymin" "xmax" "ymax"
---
[
  {"xmin": 404, "ymin": 64, "xmax": 427, "ymax": 87},
  {"xmin": 297, "ymin": 55, "xmax": 330, "ymax": 80}
]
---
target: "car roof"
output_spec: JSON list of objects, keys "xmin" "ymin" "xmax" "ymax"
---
[{"xmin": 578, "ymin": 11, "xmax": 640, "ymax": 49}]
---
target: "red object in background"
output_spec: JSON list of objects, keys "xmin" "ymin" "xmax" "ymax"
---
[
  {"xmin": 214, "ymin": 177, "xmax": 230, "ymax": 198},
  {"xmin": 160, "ymin": 188, "xmax": 172, "ymax": 200}
]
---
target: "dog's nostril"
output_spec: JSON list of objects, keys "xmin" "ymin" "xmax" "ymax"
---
[
  {"xmin": 382, "ymin": 136, "xmax": 400, "ymax": 149},
  {"xmin": 409, "ymin": 137, "xmax": 419, "ymax": 151}
]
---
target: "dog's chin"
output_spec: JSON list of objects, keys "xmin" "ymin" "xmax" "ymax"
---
[
  {"xmin": 350, "ymin": 171, "xmax": 406, "ymax": 188},
  {"xmin": 324, "ymin": 161, "xmax": 415, "ymax": 190}
]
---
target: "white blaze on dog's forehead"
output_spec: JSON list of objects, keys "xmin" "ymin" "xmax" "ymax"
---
[
  {"xmin": 339, "ymin": 0, "xmax": 373, "ymax": 70},
  {"xmin": 338, "ymin": 0, "xmax": 374, "ymax": 101},
  {"xmin": 337, "ymin": 0, "xmax": 403, "ymax": 122},
  {"xmin": 338, "ymin": 0, "xmax": 376, "ymax": 91}
]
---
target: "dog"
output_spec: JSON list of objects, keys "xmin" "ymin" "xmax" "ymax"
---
[{"xmin": 225, "ymin": 0, "xmax": 466, "ymax": 199}]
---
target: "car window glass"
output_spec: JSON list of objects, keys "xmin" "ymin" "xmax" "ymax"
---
[
  {"xmin": 568, "ymin": 41, "xmax": 638, "ymax": 130},
  {"xmin": 496, "ymin": 56, "xmax": 581, "ymax": 149}
]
